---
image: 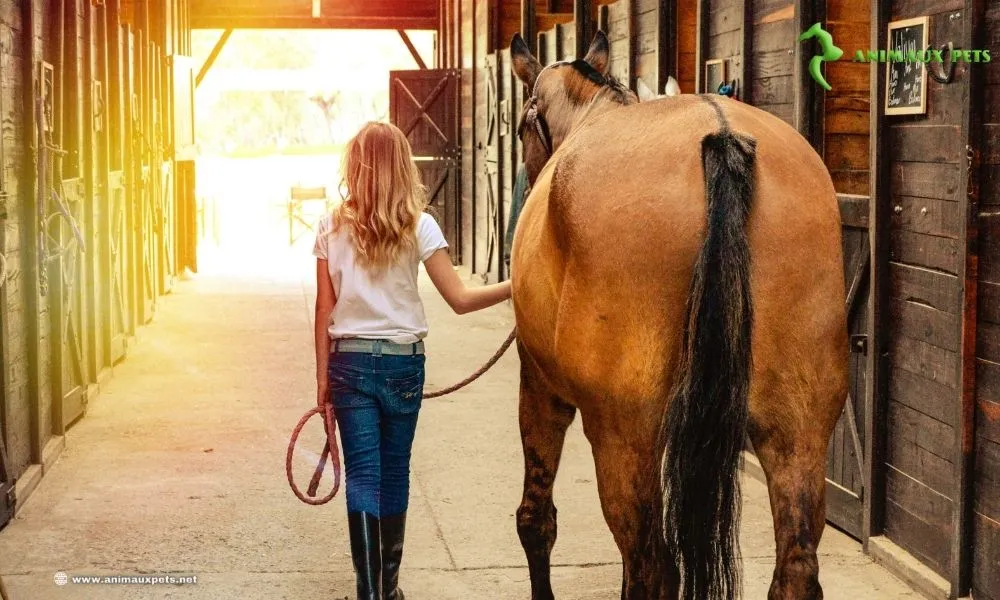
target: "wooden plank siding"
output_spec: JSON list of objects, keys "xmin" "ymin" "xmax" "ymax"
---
[
  {"xmin": 749, "ymin": 0, "xmax": 793, "ymax": 124},
  {"xmin": 822, "ymin": 0, "xmax": 870, "ymax": 195},
  {"xmin": 703, "ymin": 0, "xmax": 741, "ymax": 96},
  {"xmin": 676, "ymin": 0, "xmax": 697, "ymax": 92},
  {"xmin": 605, "ymin": 0, "xmax": 631, "ymax": 86},
  {"xmin": 461, "ymin": 0, "xmax": 476, "ymax": 267},
  {"xmin": 973, "ymin": 3, "xmax": 1000, "ymax": 597},
  {"xmin": 880, "ymin": 0, "xmax": 970, "ymax": 580},
  {"xmin": 0, "ymin": 0, "xmax": 192, "ymax": 513},
  {"xmin": 633, "ymin": 0, "xmax": 659, "ymax": 93}
]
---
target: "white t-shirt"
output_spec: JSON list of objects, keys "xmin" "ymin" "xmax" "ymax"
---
[{"xmin": 313, "ymin": 212, "xmax": 449, "ymax": 344}]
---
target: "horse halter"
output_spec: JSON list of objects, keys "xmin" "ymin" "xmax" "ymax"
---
[{"xmin": 520, "ymin": 95, "xmax": 553, "ymax": 158}]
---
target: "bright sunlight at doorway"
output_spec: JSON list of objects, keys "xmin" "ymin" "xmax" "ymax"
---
[{"xmin": 192, "ymin": 29, "xmax": 435, "ymax": 281}]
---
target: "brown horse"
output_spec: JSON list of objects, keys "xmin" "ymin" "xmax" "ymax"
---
[{"xmin": 507, "ymin": 31, "xmax": 848, "ymax": 600}]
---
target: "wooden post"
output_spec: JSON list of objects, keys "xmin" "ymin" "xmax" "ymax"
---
[
  {"xmin": 22, "ymin": 0, "xmax": 44, "ymax": 466},
  {"xmin": 694, "ymin": 0, "xmax": 708, "ymax": 92},
  {"xmin": 792, "ymin": 0, "xmax": 813, "ymax": 138},
  {"xmin": 521, "ymin": 0, "xmax": 535, "ymax": 54},
  {"xmin": 195, "ymin": 29, "xmax": 231, "ymax": 87},
  {"xmin": 656, "ymin": 0, "xmax": 675, "ymax": 94},
  {"xmin": 574, "ymin": 0, "xmax": 592, "ymax": 58},
  {"xmin": 738, "ymin": 0, "xmax": 752, "ymax": 101},
  {"xmin": 626, "ymin": 0, "xmax": 635, "ymax": 90},
  {"xmin": 862, "ymin": 0, "xmax": 890, "ymax": 551},
  {"xmin": 951, "ymin": 0, "xmax": 986, "ymax": 594}
]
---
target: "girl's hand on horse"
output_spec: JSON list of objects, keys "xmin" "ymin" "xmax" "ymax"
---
[{"xmin": 424, "ymin": 249, "xmax": 512, "ymax": 314}]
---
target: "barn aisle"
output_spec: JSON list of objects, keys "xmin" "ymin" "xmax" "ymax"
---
[{"xmin": 0, "ymin": 263, "xmax": 917, "ymax": 599}]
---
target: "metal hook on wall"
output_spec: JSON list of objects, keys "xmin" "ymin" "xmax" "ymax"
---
[{"xmin": 927, "ymin": 42, "xmax": 956, "ymax": 84}]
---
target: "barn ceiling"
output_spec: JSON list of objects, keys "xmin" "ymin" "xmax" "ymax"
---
[{"xmin": 190, "ymin": 0, "xmax": 438, "ymax": 30}]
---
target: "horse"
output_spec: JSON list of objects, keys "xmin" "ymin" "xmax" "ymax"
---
[{"xmin": 506, "ymin": 30, "xmax": 848, "ymax": 600}]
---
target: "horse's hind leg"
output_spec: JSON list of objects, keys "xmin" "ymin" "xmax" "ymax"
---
[
  {"xmin": 589, "ymin": 423, "xmax": 677, "ymax": 600},
  {"xmin": 516, "ymin": 352, "xmax": 576, "ymax": 600},
  {"xmin": 750, "ymin": 413, "xmax": 836, "ymax": 600}
]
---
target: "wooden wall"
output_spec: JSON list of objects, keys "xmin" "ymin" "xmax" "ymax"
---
[
  {"xmin": 604, "ymin": 0, "xmax": 631, "ymax": 84},
  {"xmin": 633, "ymin": 0, "xmax": 660, "ymax": 92},
  {"xmin": 703, "ymin": 0, "xmax": 742, "ymax": 93},
  {"xmin": 0, "ymin": 0, "xmax": 192, "ymax": 516},
  {"xmin": 823, "ymin": 0, "xmax": 869, "ymax": 196},
  {"xmin": 461, "ymin": 0, "xmax": 477, "ymax": 267},
  {"xmin": 749, "ymin": 0, "xmax": 793, "ymax": 124},
  {"xmin": 676, "ymin": 0, "xmax": 697, "ymax": 92},
  {"xmin": 973, "ymin": 4, "xmax": 1000, "ymax": 598},
  {"xmin": 882, "ymin": 0, "xmax": 967, "ymax": 577}
]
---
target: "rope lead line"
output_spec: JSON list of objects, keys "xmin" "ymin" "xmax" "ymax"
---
[{"xmin": 286, "ymin": 327, "xmax": 518, "ymax": 505}]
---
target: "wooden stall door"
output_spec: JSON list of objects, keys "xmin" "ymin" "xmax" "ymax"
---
[
  {"xmin": 159, "ymin": 162, "xmax": 176, "ymax": 294},
  {"xmin": 389, "ymin": 68, "xmax": 461, "ymax": 264},
  {"xmin": 972, "ymin": 5, "xmax": 1000, "ymax": 596},
  {"xmin": 498, "ymin": 48, "xmax": 514, "ymax": 282},
  {"xmin": 108, "ymin": 171, "xmax": 129, "ymax": 363},
  {"xmin": 0, "ymin": 422, "xmax": 12, "ymax": 529},
  {"xmin": 480, "ymin": 54, "xmax": 501, "ymax": 282},
  {"xmin": 826, "ymin": 194, "xmax": 871, "ymax": 539},
  {"xmin": 50, "ymin": 179, "xmax": 89, "ymax": 432},
  {"xmin": 123, "ymin": 26, "xmax": 141, "ymax": 337}
]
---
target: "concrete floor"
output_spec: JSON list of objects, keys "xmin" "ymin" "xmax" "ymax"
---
[{"xmin": 0, "ymin": 255, "xmax": 919, "ymax": 599}]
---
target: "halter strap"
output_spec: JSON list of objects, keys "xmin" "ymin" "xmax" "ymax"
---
[{"xmin": 523, "ymin": 95, "xmax": 553, "ymax": 158}]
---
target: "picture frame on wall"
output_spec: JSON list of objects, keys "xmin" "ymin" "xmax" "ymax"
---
[
  {"xmin": 885, "ymin": 16, "xmax": 929, "ymax": 115},
  {"xmin": 703, "ymin": 59, "xmax": 727, "ymax": 95}
]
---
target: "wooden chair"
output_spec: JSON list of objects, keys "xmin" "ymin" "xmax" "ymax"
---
[{"xmin": 286, "ymin": 186, "xmax": 331, "ymax": 245}]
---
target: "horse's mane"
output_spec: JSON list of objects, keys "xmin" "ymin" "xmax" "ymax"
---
[{"xmin": 569, "ymin": 59, "xmax": 635, "ymax": 105}]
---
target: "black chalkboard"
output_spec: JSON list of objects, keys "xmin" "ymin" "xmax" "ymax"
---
[{"xmin": 885, "ymin": 17, "xmax": 929, "ymax": 115}]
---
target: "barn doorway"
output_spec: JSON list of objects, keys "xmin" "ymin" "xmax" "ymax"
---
[{"xmin": 191, "ymin": 29, "xmax": 436, "ymax": 280}]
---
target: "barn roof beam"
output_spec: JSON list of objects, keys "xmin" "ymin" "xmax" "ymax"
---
[
  {"xmin": 196, "ymin": 29, "xmax": 233, "ymax": 88},
  {"xmin": 191, "ymin": 15, "xmax": 438, "ymax": 29},
  {"xmin": 398, "ymin": 30, "xmax": 428, "ymax": 69}
]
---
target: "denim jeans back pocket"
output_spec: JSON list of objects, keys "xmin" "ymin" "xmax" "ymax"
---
[
  {"xmin": 383, "ymin": 369, "xmax": 424, "ymax": 416},
  {"xmin": 329, "ymin": 362, "xmax": 369, "ymax": 409}
]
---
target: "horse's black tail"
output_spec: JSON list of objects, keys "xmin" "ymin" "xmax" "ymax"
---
[{"xmin": 660, "ymin": 128, "xmax": 756, "ymax": 600}]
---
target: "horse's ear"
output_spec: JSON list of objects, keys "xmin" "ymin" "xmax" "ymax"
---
[
  {"xmin": 511, "ymin": 33, "xmax": 543, "ymax": 91},
  {"xmin": 664, "ymin": 76, "xmax": 681, "ymax": 97},
  {"xmin": 582, "ymin": 30, "xmax": 610, "ymax": 76}
]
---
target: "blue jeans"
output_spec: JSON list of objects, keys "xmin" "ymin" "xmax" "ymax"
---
[{"xmin": 328, "ymin": 349, "xmax": 425, "ymax": 517}]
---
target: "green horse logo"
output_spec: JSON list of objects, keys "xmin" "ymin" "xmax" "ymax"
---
[{"xmin": 799, "ymin": 23, "xmax": 843, "ymax": 91}]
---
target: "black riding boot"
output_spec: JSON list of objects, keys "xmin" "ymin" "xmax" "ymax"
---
[
  {"xmin": 347, "ymin": 512, "xmax": 382, "ymax": 600},
  {"xmin": 381, "ymin": 512, "xmax": 407, "ymax": 600}
]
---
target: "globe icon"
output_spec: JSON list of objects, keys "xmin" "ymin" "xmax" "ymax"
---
[{"xmin": 53, "ymin": 571, "xmax": 68, "ymax": 586}]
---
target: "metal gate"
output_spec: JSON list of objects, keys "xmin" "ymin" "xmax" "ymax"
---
[
  {"xmin": 825, "ymin": 194, "xmax": 871, "ymax": 539},
  {"xmin": 388, "ymin": 68, "xmax": 461, "ymax": 264}
]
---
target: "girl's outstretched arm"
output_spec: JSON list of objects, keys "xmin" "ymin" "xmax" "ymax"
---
[{"xmin": 423, "ymin": 249, "xmax": 512, "ymax": 315}]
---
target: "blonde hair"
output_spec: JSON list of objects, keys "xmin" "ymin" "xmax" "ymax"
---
[{"xmin": 334, "ymin": 122, "xmax": 427, "ymax": 273}]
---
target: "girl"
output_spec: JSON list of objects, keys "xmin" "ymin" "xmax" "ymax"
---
[{"xmin": 313, "ymin": 121, "xmax": 512, "ymax": 600}]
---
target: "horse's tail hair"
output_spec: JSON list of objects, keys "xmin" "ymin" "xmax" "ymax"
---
[{"xmin": 659, "ymin": 128, "xmax": 756, "ymax": 600}]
